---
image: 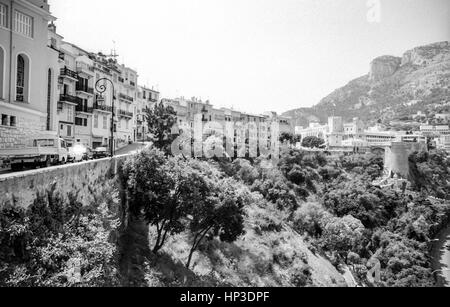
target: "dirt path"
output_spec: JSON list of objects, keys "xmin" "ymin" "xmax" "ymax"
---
[{"xmin": 118, "ymin": 215, "xmax": 151, "ymax": 287}]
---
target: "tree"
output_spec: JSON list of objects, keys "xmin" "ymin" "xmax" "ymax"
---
[
  {"xmin": 320, "ymin": 215, "xmax": 366, "ymax": 262},
  {"xmin": 302, "ymin": 136, "xmax": 325, "ymax": 149},
  {"xmin": 186, "ymin": 178, "xmax": 247, "ymax": 268},
  {"xmin": 122, "ymin": 149, "xmax": 195, "ymax": 253},
  {"xmin": 145, "ymin": 102, "xmax": 178, "ymax": 154}
]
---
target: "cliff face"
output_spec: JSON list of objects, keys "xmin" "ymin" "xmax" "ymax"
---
[
  {"xmin": 369, "ymin": 56, "xmax": 401, "ymax": 82},
  {"xmin": 284, "ymin": 41, "xmax": 450, "ymax": 127}
]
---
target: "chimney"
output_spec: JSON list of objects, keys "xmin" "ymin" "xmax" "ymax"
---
[{"xmin": 48, "ymin": 21, "xmax": 56, "ymax": 33}]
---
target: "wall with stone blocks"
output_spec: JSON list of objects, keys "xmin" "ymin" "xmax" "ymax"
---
[
  {"xmin": 0, "ymin": 155, "xmax": 129, "ymax": 209},
  {"xmin": 384, "ymin": 142, "xmax": 428, "ymax": 179},
  {"xmin": 0, "ymin": 107, "xmax": 49, "ymax": 149}
]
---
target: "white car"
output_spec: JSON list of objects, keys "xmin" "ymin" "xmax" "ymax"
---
[{"xmin": 68, "ymin": 144, "xmax": 86, "ymax": 163}]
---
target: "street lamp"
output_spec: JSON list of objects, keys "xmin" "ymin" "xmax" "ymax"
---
[{"xmin": 95, "ymin": 78, "xmax": 116, "ymax": 157}]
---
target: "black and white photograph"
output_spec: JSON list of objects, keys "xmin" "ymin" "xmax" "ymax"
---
[{"xmin": 0, "ymin": 0, "xmax": 449, "ymax": 295}]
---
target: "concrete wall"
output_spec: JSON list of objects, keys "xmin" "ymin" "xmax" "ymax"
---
[{"xmin": 0, "ymin": 155, "xmax": 128, "ymax": 209}]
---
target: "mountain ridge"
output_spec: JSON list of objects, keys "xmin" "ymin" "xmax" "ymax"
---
[{"xmin": 283, "ymin": 41, "xmax": 450, "ymax": 127}]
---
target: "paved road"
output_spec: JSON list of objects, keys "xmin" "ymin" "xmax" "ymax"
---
[
  {"xmin": 114, "ymin": 142, "xmax": 150, "ymax": 156},
  {"xmin": 0, "ymin": 142, "xmax": 151, "ymax": 177},
  {"xmin": 432, "ymin": 224, "xmax": 450, "ymax": 287}
]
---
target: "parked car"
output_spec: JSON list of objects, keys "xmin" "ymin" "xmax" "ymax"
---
[
  {"xmin": 68, "ymin": 144, "xmax": 85, "ymax": 163},
  {"xmin": 1, "ymin": 137, "xmax": 68, "ymax": 171},
  {"xmin": 83, "ymin": 147, "xmax": 94, "ymax": 161},
  {"xmin": 93, "ymin": 147, "xmax": 110, "ymax": 159}
]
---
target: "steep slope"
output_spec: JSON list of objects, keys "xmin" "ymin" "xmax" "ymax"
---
[{"xmin": 284, "ymin": 41, "xmax": 450, "ymax": 127}]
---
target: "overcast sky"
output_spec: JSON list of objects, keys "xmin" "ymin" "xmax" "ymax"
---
[{"xmin": 48, "ymin": 0, "xmax": 450, "ymax": 114}]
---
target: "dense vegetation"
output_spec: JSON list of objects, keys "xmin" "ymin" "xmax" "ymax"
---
[
  {"xmin": 222, "ymin": 148, "xmax": 450, "ymax": 287},
  {"xmin": 1, "ymin": 100, "xmax": 449, "ymax": 287},
  {"xmin": 0, "ymin": 182, "xmax": 121, "ymax": 286}
]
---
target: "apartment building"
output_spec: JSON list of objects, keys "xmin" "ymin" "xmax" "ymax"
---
[
  {"xmin": 136, "ymin": 85, "xmax": 159, "ymax": 141},
  {"xmin": 162, "ymin": 97, "xmax": 292, "ymax": 158},
  {"xmin": 420, "ymin": 125, "xmax": 450, "ymax": 136},
  {"xmin": 0, "ymin": 0, "xmax": 60, "ymax": 149},
  {"xmin": 115, "ymin": 64, "xmax": 137, "ymax": 147},
  {"xmin": 55, "ymin": 41, "xmax": 96, "ymax": 148}
]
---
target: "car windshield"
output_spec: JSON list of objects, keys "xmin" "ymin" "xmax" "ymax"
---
[{"xmin": 34, "ymin": 139, "xmax": 55, "ymax": 147}]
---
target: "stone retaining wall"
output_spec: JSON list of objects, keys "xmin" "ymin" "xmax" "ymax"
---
[{"xmin": 0, "ymin": 155, "xmax": 129, "ymax": 209}]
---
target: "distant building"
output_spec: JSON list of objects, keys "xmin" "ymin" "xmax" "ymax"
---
[
  {"xmin": 420, "ymin": 125, "xmax": 450, "ymax": 136},
  {"xmin": 436, "ymin": 135, "xmax": 450, "ymax": 153},
  {"xmin": 295, "ymin": 122, "xmax": 329, "ymax": 140}
]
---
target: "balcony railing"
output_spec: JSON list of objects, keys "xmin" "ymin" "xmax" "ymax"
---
[
  {"xmin": 119, "ymin": 110, "xmax": 133, "ymax": 118},
  {"xmin": 93, "ymin": 103, "xmax": 113, "ymax": 113},
  {"xmin": 76, "ymin": 62, "xmax": 94, "ymax": 74},
  {"xmin": 76, "ymin": 84, "xmax": 94, "ymax": 95},
  {"xmin": 60, "ymin": 67, "xmax": 78, "ymax": 79},
  {"xmin": 119, "ymin": 93, "xmax": 134, "ymax": 102},
  {"xmin": 76, "ymin": 102, "xmax": 93, "ymax": 113},
  {"xmin": 59, "ymin": 94, "xmax": 81, "ymax": 104}
]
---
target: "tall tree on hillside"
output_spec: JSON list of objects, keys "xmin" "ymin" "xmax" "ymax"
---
[
  {"xmin": 121, "ymin": 148, "xmax": 192, "ymax": 253},
  {"xmin": 186, "ymin": 178, "xmax": 247, "ymax": 269},
  {"xmin": 145, "ymin": 102, "xmax": 178, "ymax": 154}
]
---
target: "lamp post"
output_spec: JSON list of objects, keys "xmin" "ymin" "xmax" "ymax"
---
[{"xmin": 95, "ymin": 78, "xmax": 116, "ymax": 157}]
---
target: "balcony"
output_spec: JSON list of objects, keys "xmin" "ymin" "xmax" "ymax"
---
[
  {"xmin": 76, "ymin": 102, "xmax": 93, "ymax": 114},
  {"xmin": 60, "ymin": 67, "xmax": 78, "ymax": 80},
  {"xmin": 119, "ymin": 110, "xmax": 134, "ymax": 118},
  {"xmin": 76, "ymin": 62, "xmax": 94, "ymax": 77},
  {"xmin": 93, "ymin": 103, "xmax": 113, "ymax": 113},
  {"xmin": 59, "ymin": 94, "xmax": 81, "ymax": 105},
  {"xmin": 119, "ymin": 93, "xmax": 134, "ymax": 103},
  {"xmin": 76, "ymin": 84, "xmax": 94, "ymax": 95}
]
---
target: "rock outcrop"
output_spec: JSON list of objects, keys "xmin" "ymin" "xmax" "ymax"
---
[
  {"xmin": 369, "ymin": 56, "xmax": 401, "ymax": 81},
  {"xmin": 283, "ymin": 41, "xmax": 450, "ymax": 127}
]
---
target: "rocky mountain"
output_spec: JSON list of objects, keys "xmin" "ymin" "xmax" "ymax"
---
[{"xmin": 283, "ymin": 41, "xmax": 450, "ymax": 127}]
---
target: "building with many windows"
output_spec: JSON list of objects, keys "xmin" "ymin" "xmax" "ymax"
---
[
  {"xmin": 136, "ymin": 85, "xmax": 159, "ymax": 142},
  {"xmin": 0, "ymin": 0, "xmax": 60, "ymax": 149},
  {"xmin": 162, "ymin": 97, "xmax": 293, "ymax": 157}
]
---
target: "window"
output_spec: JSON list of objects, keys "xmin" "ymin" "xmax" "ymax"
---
[
  {"xmin": 16, "ymin": 55, "xmax": 25, "ymax": 101},
  {"xmin": 10, "ymin": 116, "xmax": 16, "ymax": 127},
  {"xmin": 67, "ymin": 125, "xmax": 72, "ymax": 137},
  {"xmin": 67, "ymin": 107, "xmax": 73, "ymax": 122},
  {"xmin": 94, "ymin": 114, "xmax": 98, "ymax": 128},
  {"xmin": 14, "ymin": 11, "xmax": 33, "ymax": 38},
  {"xmin": 1, "ymin": 114, "xmax": 7, "ymax": 126},
  {"xmin": 75, "ymin": 117, "xmax": 83, "ymax": 126},
  {"xmin": 103, "ymin": 116, "xmax": 107, "ymax": 129},
  {"xmin": 0, "ymin": 3, "xmax": 7, "ymax": 28},
  {"xmin": 84, "ymin": 118, "xmax": 88, "ymax": 126}
]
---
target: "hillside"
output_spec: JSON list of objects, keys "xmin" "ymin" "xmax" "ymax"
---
[{"xmin": 283, "ymin": 41, "xmax": 450, "ymax": 127}]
